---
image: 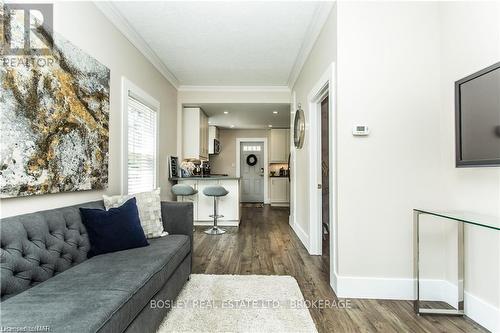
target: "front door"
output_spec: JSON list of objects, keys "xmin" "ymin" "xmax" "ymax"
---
[{"xmin": 240, "ymin": 142, "xmax": 264, "ymax": 202}]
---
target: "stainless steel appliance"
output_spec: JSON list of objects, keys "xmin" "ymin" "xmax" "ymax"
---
[
  {"xmin": 201, "ymin": 160, "xmax": 211, "ymax": 176},
  {"xmin": 213, "ymin": 139, "xmax": 221, "ymax": 154}
]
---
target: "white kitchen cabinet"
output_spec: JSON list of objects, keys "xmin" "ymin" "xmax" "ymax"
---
[
  {"xmin": 200, "ymin": 112, "xmax": 209, "ymax": 158},
  {"xmin": 208, "ymin": 125, "xmax": 219, "ymax": 154},
  {"xmin": 217, "ymin": 180, "xmax": 240, "ymax": 220},
  {"xmin": 270, "ymin": 129, "xmax": 290, "ymax": 163},
  {"xmin": 182, "ymin": 107, "xmax": 209, "ymax": 160},
  {"xmin": 270, "ymin": 177, "xmax": 289, "ymax": 206}
]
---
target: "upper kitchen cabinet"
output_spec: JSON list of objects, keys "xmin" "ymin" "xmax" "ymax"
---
[
  {"xmin": 270, "ymin": 129, "xmax": 290, "ymax": 163},
  {"xmin": 183, "ymin": 107, "xmax": 209, "ymax": 160},
  {"xmin": 208, "ymin": 125, "xmax": 220, "ymax": 154}
]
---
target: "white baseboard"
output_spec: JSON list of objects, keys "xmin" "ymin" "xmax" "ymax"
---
[
  {"xmin": 271, "ymin": 202, "xmax": 290, "ymax": 207},
  {"xmin": 194, "ymin": 220, "xmax": 240, "ymax": 227},
  {"xmin": 335, "ymin": 275, "xmax": 499, "ymax": 332},
  {"xmin": 336, "ymin": 275, "xmax": 414, "ymax": 300},
  {"xmin": 419, "ymin": 279, "xmax": 461, "ymax": 308},
  {"xmin": 331, "ymin": 270, "xmax": 339, "ymax": 295},
  {"xmin": 289, "ymin": 220, "xmax": 309, "ymax": 251},
  {"xmin": 465, "ymin": 291, "xmax": 500, "ymax": 333}
]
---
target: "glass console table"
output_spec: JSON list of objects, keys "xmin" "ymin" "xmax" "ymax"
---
[{"xmin": 413, "ymin": 209, "xmax": 500, "ymax": 315}]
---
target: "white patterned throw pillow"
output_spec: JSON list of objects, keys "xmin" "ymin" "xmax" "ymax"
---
[{"xmin": 103, "ymin": 189, "xmax": 167, "ymax": 238}]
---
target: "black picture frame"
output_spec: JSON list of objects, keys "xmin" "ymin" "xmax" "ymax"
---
[{"xmin": 455, "ymin": 61, "xmax": 500, "ymax": 168}]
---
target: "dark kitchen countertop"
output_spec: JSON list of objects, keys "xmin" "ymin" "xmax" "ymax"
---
[{"xmin": 169, "ymin": 176, "xmax": 241, "ymax": 181}]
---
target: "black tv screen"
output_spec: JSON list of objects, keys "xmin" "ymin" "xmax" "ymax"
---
[{"xmin": 455, "ymin": 62, "xmax": 500, "ymax": 167}]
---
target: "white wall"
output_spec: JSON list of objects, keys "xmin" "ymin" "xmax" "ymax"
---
[
  {"xmin": 209, "ymin": 129, "xmax": 270, "ymax": 177},
  {"xmin": 291, "ymin": 5, "xmax": 337, "ymax": 250},
  {"xmin": 293, "ymin": 1, "xmax": 499, "ymax": 331},
  {"xmin": 0, "ymin": 2, "xmax": 178, "ymax": 217},
  {"xmin": 335, "ymin": 0, "xmax": 443, "ymax": 280},
  {"xmin": 438, "ymin": 2, "xmax": 500, "ymax": 330}
]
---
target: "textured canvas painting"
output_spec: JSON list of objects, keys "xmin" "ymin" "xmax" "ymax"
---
[{"xmin": 0, "ymin": 28, "xmax": 110, "ymax": 198}]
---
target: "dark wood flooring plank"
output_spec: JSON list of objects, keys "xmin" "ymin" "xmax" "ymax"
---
[{"xmin": 192, "ymin": 205, "xmax": 488, "ymax": 333}]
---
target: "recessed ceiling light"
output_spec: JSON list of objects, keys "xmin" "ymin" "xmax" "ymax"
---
[
  {"xmin": 268, "ymin": 124, "xmax": 273, "ymax": 128},
  {"xmin": 273, "ymin": 111, "xmax": 278, "ymax": 114},
  {"xmin": 230, "ymin": 125, "xmax": 235, "ymax": 128},
  {"xmin": 223, "ymin": 111, "xmax": 229, "ymax": 114}
]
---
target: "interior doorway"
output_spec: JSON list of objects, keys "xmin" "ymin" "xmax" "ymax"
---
[{"xmin": 240, "ymin": 141, "xmax": 265, "ymax": 202}]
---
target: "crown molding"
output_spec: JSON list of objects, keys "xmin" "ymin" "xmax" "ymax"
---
[
  {"xmin": 95, "ymin": 1, "xmax": 332, "ymax": 92},
  {"xmin": 94, "ymin": 1, "xmax": 180, "ymax": 89},
  {"xmin": 178, "ymin": 85, "xmax": 291, "ymax": 93},
  {"xmin": 287, "ymin": 2, "xmax": 334, "ymax": 90}
]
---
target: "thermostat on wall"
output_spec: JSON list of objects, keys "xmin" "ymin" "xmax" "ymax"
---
[{"xmin": 352, "ymin": 125, "xmax": 369, "ymax": 136}]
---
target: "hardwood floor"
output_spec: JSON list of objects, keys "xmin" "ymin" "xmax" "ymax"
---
[{"xmin": 192, "ymin": 205, "xmax": 488, "ymax": 333}]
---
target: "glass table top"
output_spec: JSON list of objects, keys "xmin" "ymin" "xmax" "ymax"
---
[{"xmin": 414, "ymin": 209, "xmax": 500, "ymax": 231}]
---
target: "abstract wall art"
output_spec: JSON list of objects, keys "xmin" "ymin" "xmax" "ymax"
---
[{"xmin": 0, "ymin": 28, "xmax": 110, "ymax": 198}]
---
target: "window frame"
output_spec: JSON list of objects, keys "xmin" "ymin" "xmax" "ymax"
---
[{"xmin": 121, "ymin": 77, "xmax": 160, "ymax": 195}]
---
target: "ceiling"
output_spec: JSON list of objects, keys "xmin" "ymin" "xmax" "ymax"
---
[
  {"xmin": 102, "ymin": 2, "xmax": 329, "ymax": 87},
  {"xmin": 192, "ymin": 103, "xmax": 290, "ymax": 129}
]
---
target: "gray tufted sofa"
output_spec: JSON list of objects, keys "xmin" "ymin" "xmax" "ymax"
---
[{"xmin": 0, "ymin": 200, "xmax": 193, "ymax": 333}]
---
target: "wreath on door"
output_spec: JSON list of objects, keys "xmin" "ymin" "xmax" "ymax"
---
[{"xmin": 246, "ymin": 154, "xmax": 258, "ymax": 166}]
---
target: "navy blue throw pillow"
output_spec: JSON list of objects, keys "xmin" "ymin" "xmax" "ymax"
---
[{"xmin": 80, "ymin": 197, "xmax": 149, "ymax": 257}]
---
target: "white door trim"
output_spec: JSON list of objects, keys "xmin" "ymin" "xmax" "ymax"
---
[
  {"xmin": 289, "ymin": 92, "xmax": 297, "ymax": 227},
  {"xmin": 306, "ymin": 63, "xmax": 338, "ymax": 292},
  {"xmin": 235, "ymin": 138, "xmax": 269, "ymax": 204}
]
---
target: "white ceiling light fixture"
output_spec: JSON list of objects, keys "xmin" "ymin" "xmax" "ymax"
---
[
  {"xmin": 230, "ymin": 125, "xmax": 235, "ymax": 128},
  {"xmin": 268, "ymin": 124, "xmax": 273, "ymax": 128},
  {"xmin": 273, "ymin": 111, "xmax": 279, "ymax": 114},
  {"xmin": 224, "ymin": 111, "xmax": 229, "ymax": 114}
]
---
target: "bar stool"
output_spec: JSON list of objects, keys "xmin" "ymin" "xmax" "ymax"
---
[
  {"xmin": 203, "ymin": 185, "xmax": 228, "ymax": 235},
  {"xmin": 171, "ymin": 184, "xmax": 198, "ymax": 202},
  {"xmin": 172, "ymin": 184, "xmax": 198, "ymax": 232}
]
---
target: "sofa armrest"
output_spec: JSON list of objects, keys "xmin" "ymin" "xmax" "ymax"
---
[{"xmin": 160, "ymin": 201, "xmax": 193, "ymax": 249}]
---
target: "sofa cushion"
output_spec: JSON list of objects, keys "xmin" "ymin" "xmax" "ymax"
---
[
  {"xmin": 80, "ymin": 198, "xmax": 149, "ymax": 257},
  {"xmin": 103, "ymin": 189, "xmax": 166, "ymax": 239},
  {"xmin": 0, "ymin": 235, "xmax": 190, "ymax": 333},
  {"xmin": 0, "ymin": 201, "xmax": 104, "ymax": 301}
]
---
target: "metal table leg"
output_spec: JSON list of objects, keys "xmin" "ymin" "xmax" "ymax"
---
[{"xmin": 413, "ymin": 210, "xmax": 465, "ymax": 316}]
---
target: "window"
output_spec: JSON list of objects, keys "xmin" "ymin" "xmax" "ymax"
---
[
  {"xmin": 123, "ymin": 79, "xmax": 159, "ymax": 195},
  {"xmin": 243, "ymin": 145, "xmax": 262, "ymax": 152}
]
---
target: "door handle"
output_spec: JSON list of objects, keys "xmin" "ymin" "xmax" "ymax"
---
[{"xmin": 317, "ymin": 184, "xmax": 322, "ymax": 189}]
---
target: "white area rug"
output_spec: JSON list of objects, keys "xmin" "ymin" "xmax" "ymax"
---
[{"xmin": 157, "ymin": 274, "xmax": 318, "ymax": 333}]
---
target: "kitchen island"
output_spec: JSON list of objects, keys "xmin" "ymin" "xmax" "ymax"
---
[{"xmin": 170, "ymin": 176, "xmax": 241, "ymax": 226}]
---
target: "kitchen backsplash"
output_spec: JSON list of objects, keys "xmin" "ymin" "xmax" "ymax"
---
[{"xmin": 269, "ymin": 163, "xmax": 288, "ymax": 176}]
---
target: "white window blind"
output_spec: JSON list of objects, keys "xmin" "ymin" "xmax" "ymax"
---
[{"xmin": 127, "ymin": 94, "xmax": 157, "ymax": 194}]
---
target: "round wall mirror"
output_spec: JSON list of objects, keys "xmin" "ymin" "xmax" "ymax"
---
[{"xmin": 294, "ymin": 105, "xmax": 305, "ymax": 149}]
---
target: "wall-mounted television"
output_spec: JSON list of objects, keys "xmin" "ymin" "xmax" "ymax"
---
[{"xmin": 455, "ymin": 62, "xmax": 500, "ymax": 167}]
